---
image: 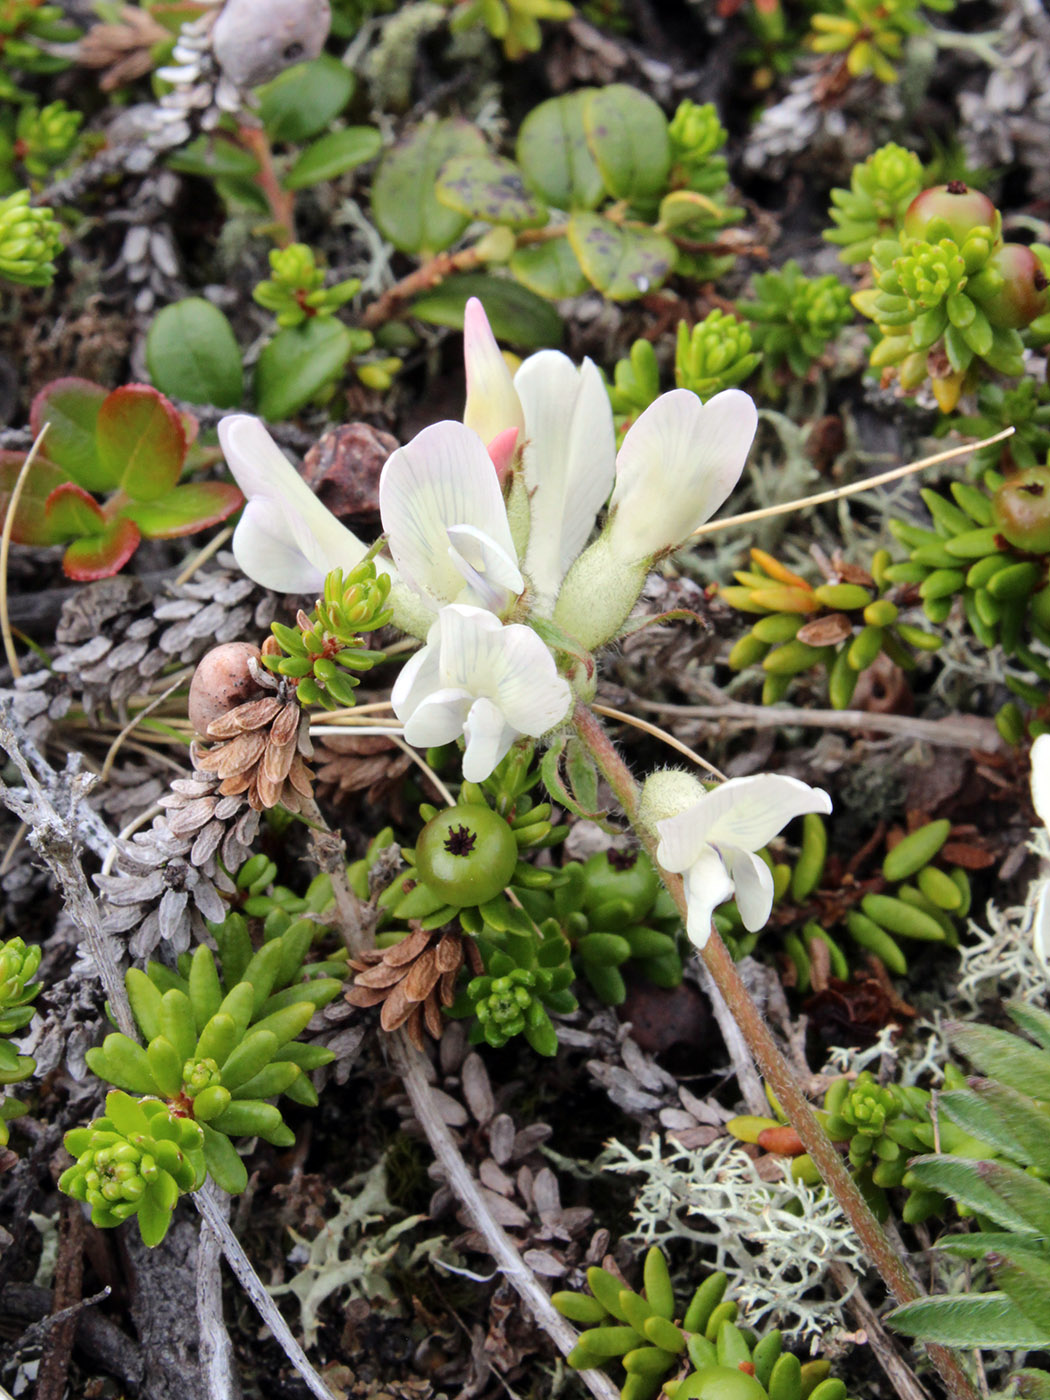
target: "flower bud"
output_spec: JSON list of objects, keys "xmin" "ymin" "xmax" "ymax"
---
[{"xmin": 637, "ymin": 770, "xmax": 707, "ymax": 831}]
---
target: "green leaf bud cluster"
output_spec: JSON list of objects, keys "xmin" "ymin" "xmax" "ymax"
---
[
  {"xmin": 809, "ymin": 0, "xmax": 953, "ymax": 84},
  {"xmin": 453, "ymin": 922, "xmax": 576, "ymax": 1056},
  {"xmin": 59, "ymin": 1091, "xmax": 207, "ymax": 1247},
  {"xmin": 607, "ymin": 312, "xmax": 759, "ymax": 434},
  {"xmin": 736, "ymin": 262, "xmax": 852, "ymax": 385},
  {"xmin": 6, "ymin": 100, "xmax": 82, "ymax": 180},
  {"xmin": 554, "ymin": 1246, "xmax": 852, "ymax": 1400},
  {"xmin": 891, "ymin": 1003, "xmax": 1050, "ymax": 1349},
  {"xmin": 824, "ymin": 142, "xmax": 924, "ymax": 264},
  {"xmin": 723, "ymin": 547, "xmax": 940, "ymax": 710},
  {"xmin": 714, "ymin": 813, "xmax": 970, "ymax": 984},
  {"xmin": 0, "ymin": 936, "xmax": 41, "ymax": 1146},
  {"xmin": 883, "ymin": 474, "xmax": 1050, "ymax": 686},
  {"xmin": 668, "ymin": 100, "xmax": 730, "ymax": 196},
  {"xmin": 445, "ymin": 0, "xmax": 575, "ymax": 60},
  {"xmin": 253, "ymin": 243, "xmax": 362, "ymax": 329},
  {"xmin": 68, "ymin": 917, "xmax": 340, "ymax": 1208},
  {"xmin": 0, "ymin": 189, "xmax": 62, "ymax": 286},
  {"xmin": 263, "ymin": 562, "xmax": 393, "ymax": 709}
]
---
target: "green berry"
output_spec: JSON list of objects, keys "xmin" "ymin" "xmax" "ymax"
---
[{"xmin": 415, "ymin": 804, "xmax": 518, "ymax": 908}]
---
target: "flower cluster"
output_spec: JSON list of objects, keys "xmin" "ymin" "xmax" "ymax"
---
[{"xmin": 221, "ymin": 298, "xmax": 759, "ymax": 784}]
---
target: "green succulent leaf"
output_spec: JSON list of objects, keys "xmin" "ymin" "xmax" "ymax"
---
[
  {"xmin": 95, "ymin": 385, "xmax": 186, "ymax": 502},
  {"xmin": 410, "ymin": 272, "xmax": 563, "ymax": 350},
  {"xmin": 435, "ymin": 153, "xmax": 548, "ymax": 228},
  {"xmin": 29, "ymin": 377, "xmax": 107, "ymax": 491},
  {"xmin": 583, "ymin": 84, "xmax": 672, "ymax": 206},
  {"xmin": 568, "ymin": 214, "xmax": 675, "ymax": 300},
  {"xmin": 257, "ymin": 55, "xmax": 355, "ymax": 144},
  {"xmin": 62, "ymin": 516, "xmax": 141, "ymax": 581},
  {"xmin": 284, "ymin": 126, "xmax": 383, "ymax": 191},
  {"xmin": 254, "ymin": 319, "xmax": 355, "ymax": 421},
  {"xmin": 121, "ymin": 481, "xmax": 244, "ymax": 539},
  {"xmin": 516, "ymin": 90, "xmax": 605, "ymax": 212}
]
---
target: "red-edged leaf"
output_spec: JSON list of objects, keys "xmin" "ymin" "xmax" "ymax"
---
[
  {"xmin": 44, "ymin": 482, "xmax": 105, "ymax": 539},
  {"xmin": 121, "ymin": 481, "xmax": 244, "ymax": 539},
  {"xmin": 30, "ymin": 378, "xmax": 109, "ymax": 491},
  {"xmin": 62, "ymin": 517, "xmax": 141, "ymax": 580},
  {"xmin": 96, "ymin": 385, "xmax": 187, "ymax": 502},
  {"xmin": 0, "ymin": 451, "xmax": 73, "ymax": 545}
]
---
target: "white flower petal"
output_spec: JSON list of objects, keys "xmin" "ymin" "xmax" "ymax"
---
[
  {"xmin": 486, "ymin": 622, "xmax": 573, "ymax": 735},
  {"xmin": 446, "ymin": 523, "xmax": 525, "ymax": 611},
  {"xmin": 515, "ymin": 351, "xmax": 616, "ymax": 611},
  {"xmin": 390, "ymin": 629, "xmax": 441, "ymax": 720},
  {"xmin": 723, "ymin": 846, "xmax": 776, "ymax": 932},
  {"xmin": 379, "ymin": 422, "xmax": 518, "ymax": 609},
  {"xmin": 219, "ymin": 415, "xmax": 370, "ymax": 591},
  {"xmin": 608, "ymin": 388, "xmax": 758, "ymax": 563},
  {"xmin": 1034, "ymin": 880, "xmax": 1050, "ymax": 970},
  {"xmin": 682, "ymin": 846, "xmax": 735, "ymax": 950},
  {"xmin": 232, "ymin": 499, "xmax": 325, "ymax": 594},
  {"xmin": 656, "ymin": 804, "xmax": 713, "ymax": 874},
  {"xmin": 402, "ymin": 689, "xmax": 473, "ymax": 747},
  {"xmin": 700, "ymin": 774, "xmax": 832, "ymax": 854},
  {"xmin": 1032, "ymin": 734, "xmax": 1050, "ymax": 831},
  {"xmin": 462, "ymin": 696, "xmax": 517, "ymax": 782},
  {"xmin": 463, "ymin": 297, "xmax": 525, "ymax": 449}
]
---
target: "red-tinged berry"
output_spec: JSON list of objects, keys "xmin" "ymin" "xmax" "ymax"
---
[
  {"xmin": 992, "ymin": 468, "xmax": 1050, "ymax": 554},
  {"xmin": 188, "ymin": 642, "xmax": 264, "ymax": 736},
  {"xmin": 976, "ymin": 243, "xmax": 1050, "ymax": 329},
  {"xmin": 902, "ymin": 183, "xmax": 997, "ymax": 244}
]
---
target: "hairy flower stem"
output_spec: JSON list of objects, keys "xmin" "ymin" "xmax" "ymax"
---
[{"xmin": 572, "ymin": 702, "xmax": 980, "ymax": 1400}]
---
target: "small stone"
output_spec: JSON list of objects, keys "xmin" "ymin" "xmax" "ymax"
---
[
  {"xmin": 187, "ymin": 642, "xmax": 263, "ymax": 737},
  {"xmin": 301, "ymin": 422, "xmax": 399, "ymax": 525},
  {"xmin": 211, "ymin": 0, "xmax": 331, "ymax": 90}
]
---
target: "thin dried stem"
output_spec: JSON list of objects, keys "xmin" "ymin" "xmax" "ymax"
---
[
  {"xmin": 193, "ymin": 1187, "xmax": 336, "ymax": 1400},
  {"xmin": 388, "ymin": 1030, "xmax": 621, "ymax": 1400},
  {"xmin": 174, "ymin": 526, "xmax": 234, "ymax": 587},
  {"xmin": 692, "ymin": 427, "xmax": 1014, "ymax": 538},
  {"xmin": 592, "ymin": 702, "xmax": 727, "ymax": 780},
  {"xmin": 0, "ymin": 422, "xmax": 50, "ymax": 680}
]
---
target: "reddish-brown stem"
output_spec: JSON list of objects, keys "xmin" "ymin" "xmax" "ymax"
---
[
  {"xmin": 571, "ymin": 701, "xmax": 981, "ymax": 1400},
  {"xmin": 237, "ymin": 125, "xmax": 296, "ymax": 248},
  {"xmin": 361, "ymin": 224, "xmax": 567, "ymax": 331}
]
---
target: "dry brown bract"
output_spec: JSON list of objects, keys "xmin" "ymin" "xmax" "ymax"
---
[
  {"xmin": 194, "ymin": 693, "xmax": 313, "ymax": 813},
  {"xmin": 78, "ymin": 6, "xmax": 171, "ymax": 91},
  {"xmin": 346, "ymin": 927, "xmax": 483, "ymax": 1051}
]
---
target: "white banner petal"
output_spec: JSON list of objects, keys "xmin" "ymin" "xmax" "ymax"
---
[
  {"xmin": 402, "ymin": 688, "xmax": 473, "ymax": 747},
  {"xmin": 219, "ymin": 415, "xmax": 370, "ymax": 589},
  {"xmin": 379, "ymin": 422, "xmax": 517, "ymax": 609},
  {"xmin": 609, "ymin": 388, "xmax": 757, "ymax": 563},
  {"xmin": 699, "ymin": 774, "xmax": 832, "ymax": 853},
  {"xmin": 515, "ymin": 351, "xmax": 616, "ymax": 611}
]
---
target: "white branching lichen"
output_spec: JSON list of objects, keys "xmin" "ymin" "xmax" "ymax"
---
[{"xmin": 601, "ymin": 1135, "xmax": 866, "ymax": 1342}]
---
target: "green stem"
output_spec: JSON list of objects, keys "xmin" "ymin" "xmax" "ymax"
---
[{"xmin": 572, "ymin": 701, "xmax": 981, "ymax": 1400}]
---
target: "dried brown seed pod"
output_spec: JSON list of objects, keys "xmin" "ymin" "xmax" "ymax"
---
[{"xmin": 188, "ymin": 642, "xmax": 264, "ymax": 737}]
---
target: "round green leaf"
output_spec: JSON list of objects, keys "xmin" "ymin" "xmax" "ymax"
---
[
  {"xmin": 30, "ymin": 377, "xmax": 108, "ymax": 491},
  {"xmin": 283, "ymin": 126, "xmax": 383, "ymax": 191},
  {"xmin": 410, "ymin": 273, "xmax": 563, "ymax": 349},
  {"xmin": 0, "ymin": 452, "xmax": 70, "ymax": 546},
  {"xmin": 121, "ymin": 482, "xmax": 243, "ymax": 539},
  {"xmin": 257, "ymin": 55, "xmax": 355, "ymax": 144},
  {"xmin": 435, "ymin": 154, "xmax": 548, "ymax": 228},
  {"xmin": 510, "ymin": 238, "xmax": 589, "ymax": 300},
  {"xmin": 516, "ymin": 91, "xmax": 605, "ymax": 211},
  {"xmin": 371, "ymin": 119, "xmax": 488, "ymax": 256},
  {"xmin": 97, "ymin": 385, "xmax": 186, "ymax": 501},
  {"xmin": 146, "ymin": 299, "xmax": 244, "ymax": 410},
  {"xmin": 568, "ymin": 214, "xmax": 676, "ymax": 299},
  {"xmin": 583, "ymin": 85, "xmax": 672, "ymax": 205},
  {"xmin": 43, "ymin": 481, "xmax": 104, "ymax": 539},
  {"xmin": 62, "ymin": 517, "xmax": 141, "ymax": 581},
  {"xmin": 254, "ymin": 319, "xmax": 355, "ymax": 421}
]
